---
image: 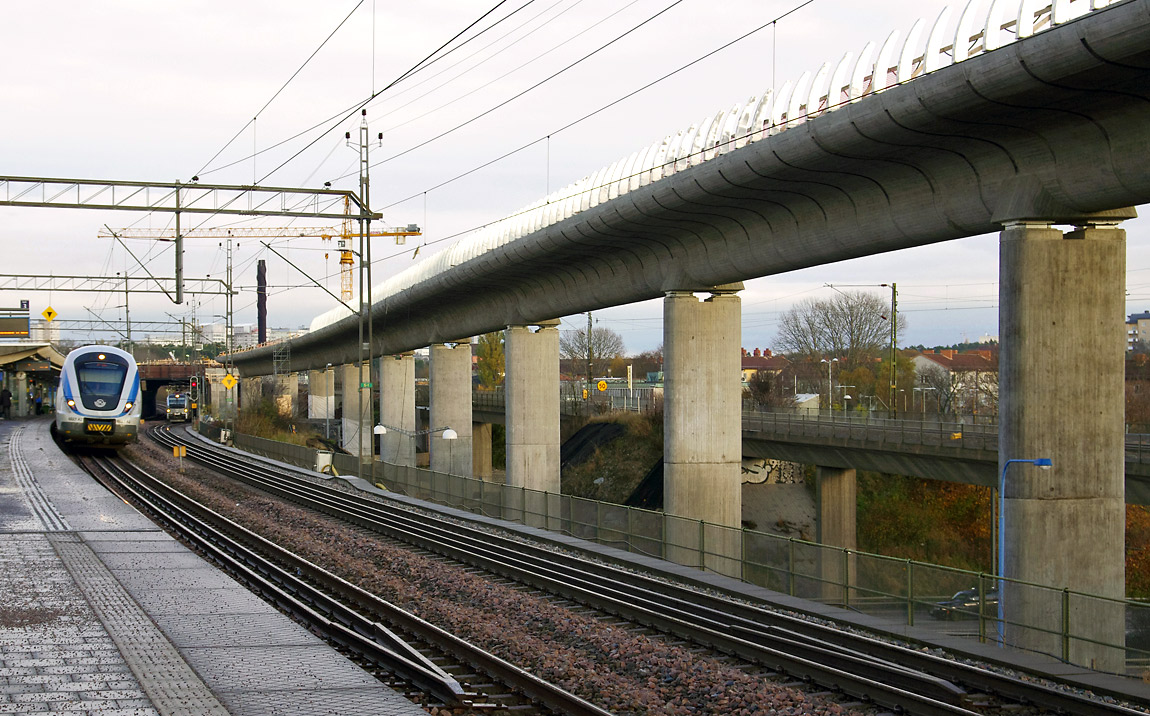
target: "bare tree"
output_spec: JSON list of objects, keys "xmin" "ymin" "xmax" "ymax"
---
[
  {"xmin": 775, "ymin": 291, "xmax": 906, "ymax": 368},
  {"xmin": 561, "ymin": 326, "xmax": 626, "ymax": 378},
  {"xmin": 917, "ymin": 362, "xmax": 957, "ymax": 414}
]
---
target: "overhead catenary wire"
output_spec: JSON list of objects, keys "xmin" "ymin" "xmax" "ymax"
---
[
  {"xmin": 193, "ymin": 0, "xmax": 370, "ymax": 181},
  {"xmin": 201, "ymin": 0, "xmax": 520, "ymax": 185},
  {"xmin": 380, "ymin": 0, "xmax": 817, "ymax": 209},
  {"xmin": 372, "ymin": 0, "xmax": 643, "ymax": 136},
  {"xmin": 341, "ymin": 0, "xmax": 692, "ymax": 179},
  {"xmin": 366, "ymin": 0, "xmax": 583, "ymax": 120}
]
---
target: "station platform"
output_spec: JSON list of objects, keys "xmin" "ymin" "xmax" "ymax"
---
[{"xmin": 0, "ymin": 417, "xmax": 427, "ymax": 716}]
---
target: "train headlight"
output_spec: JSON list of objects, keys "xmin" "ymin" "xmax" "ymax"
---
[
  {"xmin": 67, "ymin": 399, "xmax": 75, "ymax": 408},
  {"xmin": 125, "ymin": 402, "xmax": 133, "ymax": 410}
]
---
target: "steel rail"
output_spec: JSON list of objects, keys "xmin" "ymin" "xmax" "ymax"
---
[
  {"xmin": 102, "ymin": 438, "xmax": 614, "ymax": 716},
  {"xmin": 156, "ymin": 425, "xmax": 1150, "ymax": 716},
  {"xmin": 79, "ymin": 453, "xmax": 467, "ymax": 705},
  {"xmin": 150, "ymin": 428, "xmax": 997, "ymax": 715}
]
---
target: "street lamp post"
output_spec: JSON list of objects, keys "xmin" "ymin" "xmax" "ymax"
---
[
  {"xmin": 996, "ymin": 457, "xmax": 1053, "ymax": 644},
  {"xmin": 838, "ymin": 385, "xmax": 855, "ymax": 413},
  {"xmin": 821, "ymin": 357, "xmax": 838, "ymax": 413}
]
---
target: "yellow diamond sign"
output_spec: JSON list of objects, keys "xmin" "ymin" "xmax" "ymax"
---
[
  {"xmin": 221, "ymin": 374, "xmax": 238, "ymax": 390},
  {"xmin": 42, "ymin": 306, "xmax": 57, "ymax": 322}
]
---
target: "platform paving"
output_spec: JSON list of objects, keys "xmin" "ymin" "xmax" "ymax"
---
[{"xmin": 0, "ymin": 418, "xmax": 427, "ymax": 716}]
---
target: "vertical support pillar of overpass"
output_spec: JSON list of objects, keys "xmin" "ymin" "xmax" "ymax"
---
[
  {"xmin": 379, "ymin": 353, "xmax": 416, "ymax": 468},
  {"xmin": 307, "ymin": 368, "xmax": 335, "ymax": 427},
  {"xmin": 240, "ymin": 376, "xmax": 262, "ymax": 411},
  {"xmin": 204, "ymin": 367, "xmax": 226, "ymax": 419},
  {"xmin": 506, "ymin": 321, "xmax": 561, "ymax": 526},
  {"xmin": 473, "ymin": 422, "xmax": 493, "ymax": 480},
  {"xmin": 272, "ymin": 374, "xmax": 295, "ymax": 417},
  {"xmin": 663, "ymin": 284, "xmax": 742, "ymax": 576},
  {"xmin": 815, "ymin": 466, "xmax": 857, "ymax": 603},
  {"xmin": 14, "ymin": 371, "xmax": 29, "ymax": 417},
  {"xmin": 999, "ymin": 214, "xmax": 1131, "ymax": 670},
  {"xmin": 341, "ymin": 362, "xmax": 371, "ymax": 461},
  {"xmin": 430, "ymin": 342, "xmax": 472, "ymax": 477}
]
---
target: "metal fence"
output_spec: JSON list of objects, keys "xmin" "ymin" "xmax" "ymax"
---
[
  {"xmin": 741, "ymin": 407, "xmax": 1150, "ymax": 465},
  {"xmin": 216, "ymin": 427, "xmax": 1150, "ymax": 677},
  {"xmin": 471, "ymin": 384, "xmax": 660, "ymax": 417}
]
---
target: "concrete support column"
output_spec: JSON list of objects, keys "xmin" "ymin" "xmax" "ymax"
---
[
  {"xmin": 272, "ymin": 374, "xmax": 296, "ymax": 417},
  {"xmin": 14, "ymin": 372, "xmax": 28, "ymax": 417},
  {"xmin": 240, "ymin": 376, "xmax": 262, "ymax": 411},
  {"xmin": 429, "ymin": 342, "xmax": 472, "ymax": 476},
  {"xmin": 204, "ymin": 367, "xmax": 226, "ymax": 419},
  {"xmin": 308, "ymin": 367, "xmax": 335, "ymax": 429},
  {"xmin": 473, "ymin": 422, "xmax": 493, "ymax": 479},
  {"xmin": 505, "ymin": 321, "xmax": 561, "ymax": 497},
  {"xmin": 341, "ymin": 362, "xmax": 371, "ymax": 460},
  {"xmin": 663, "ymin": 285, "xmax": 742, "ymax": 576},
  {"xmin": 999, "ymin": 218, "xmax": 1127, "ymax": 669},
  {"xmin": 379, "ymin": 353, "xmax": 416, "ymax": 467},
  {"xmin": 816, "ymin": 466, "xmax": 857, "ymax": 602}
]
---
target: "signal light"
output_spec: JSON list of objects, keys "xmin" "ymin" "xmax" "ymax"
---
[{"xmin": 190, "ymin": 378, "xmax": 198, "ymax": 389}]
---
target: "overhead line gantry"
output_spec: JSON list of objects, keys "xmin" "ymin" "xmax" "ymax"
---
[{"xmin": 0, "ymin": 175, "xmax": 378, "ymax": 304}]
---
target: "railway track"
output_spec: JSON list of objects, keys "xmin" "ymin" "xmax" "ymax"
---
[
  {"xmin": 74, "ymin": 447, "xmax": 611, "ymax": 716},
  {"xmin": 144, "ymin": 424, "xmax": 1150, "ymax": 716}
]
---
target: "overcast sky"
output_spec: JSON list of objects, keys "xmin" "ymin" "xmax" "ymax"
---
[{"xmin": 1, "ymin": 0, "xmax": 1145, "ymax": 354}]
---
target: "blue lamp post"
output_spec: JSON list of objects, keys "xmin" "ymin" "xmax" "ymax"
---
[{"xmin": 997, "ymin": 457, "xmax": 1053, "ymax": 643}]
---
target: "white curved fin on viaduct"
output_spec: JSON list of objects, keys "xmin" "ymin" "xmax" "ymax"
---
[{"xmin": 227, "ymin": 0, "xmax": 1147, "ymax": 372}]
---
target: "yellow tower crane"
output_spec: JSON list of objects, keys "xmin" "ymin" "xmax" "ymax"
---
[{"xmin": 100, "ymin": 214, "xmax": 421, "ymax": 302}]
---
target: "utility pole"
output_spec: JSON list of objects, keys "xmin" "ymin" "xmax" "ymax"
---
[
  {"xmin": 883, "ymin": 282, "xmax": 898, "ymax": 418},
  {"xmin": 352, "ymin": 109, "xmax": 377, "ymax": 482},
  {"xmin": 586, "ymin": 311, "xmax": 593, "ymax": 399},
  {"xmin": 224, "ymin": 238, "xmax": 235, "ymax": 424},
  {"xmin": 175, "ymin": 184, "xmax": 183, "ymax": 304},
  {"xmin": 123, "ymin": 275, "xmax": 132, "ymax": 355}
]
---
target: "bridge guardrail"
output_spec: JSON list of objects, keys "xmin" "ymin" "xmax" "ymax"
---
[
  {"xmin": 215, "ymin": 425, "xmax": 1150, "ymax": 677},
  {"xmin": 469, "ymin": 390, "xmax": 1150, "ymax": 465},
  {"xmin": 740, "ymin": 407, "xmax": 1150, "ymax": 466}
]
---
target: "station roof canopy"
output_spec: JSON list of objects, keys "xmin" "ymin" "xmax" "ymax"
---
[{"xmin": 0, "ymin": 342, "xmax": 67, "ymax": 373}]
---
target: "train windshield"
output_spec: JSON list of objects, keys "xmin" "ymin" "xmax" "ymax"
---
[
  {"xmin": 76, "ymin": 355, "xmax": 128, "ymax": 410},
  {"xmin": 167, "ymin": 394, "xmax": 188, "ymax": 408}
]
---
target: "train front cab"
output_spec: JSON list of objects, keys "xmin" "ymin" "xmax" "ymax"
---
[{"xmin": 55, "ymin": 348, "xmax": 140, "ymax": 446}]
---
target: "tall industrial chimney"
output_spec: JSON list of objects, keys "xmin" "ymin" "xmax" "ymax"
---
[{"xmin": 257, "ymin": 259, "xmax": 267, "ymax": 344}]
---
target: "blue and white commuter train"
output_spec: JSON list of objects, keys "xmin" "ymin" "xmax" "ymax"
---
[{"xmin": 54, "ymin": 345, "xmax": 141, "ymax": 446}]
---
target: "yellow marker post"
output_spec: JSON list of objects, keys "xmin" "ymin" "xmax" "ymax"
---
[{"xmin": 173, "ymin": 445, "xmax": 186, "ymax": 472}]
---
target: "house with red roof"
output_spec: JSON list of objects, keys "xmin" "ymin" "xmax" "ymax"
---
[
  {"xmin": 911, "ymin": 349, "xmax": 998, "ymax": 415},
  {"xmin": 740, "ymin": 348, "xmax": 789, "ymax": 382}
]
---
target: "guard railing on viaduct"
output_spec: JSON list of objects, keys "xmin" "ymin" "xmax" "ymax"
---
[{"xmin": 464, "ymin": 389, "xmax": 1150, "ymax": 504}]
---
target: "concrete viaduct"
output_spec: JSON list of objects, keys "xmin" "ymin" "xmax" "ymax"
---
[{"xmin": 228, "ymin": 0, "xmax": 1150, "ymax": 668}]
